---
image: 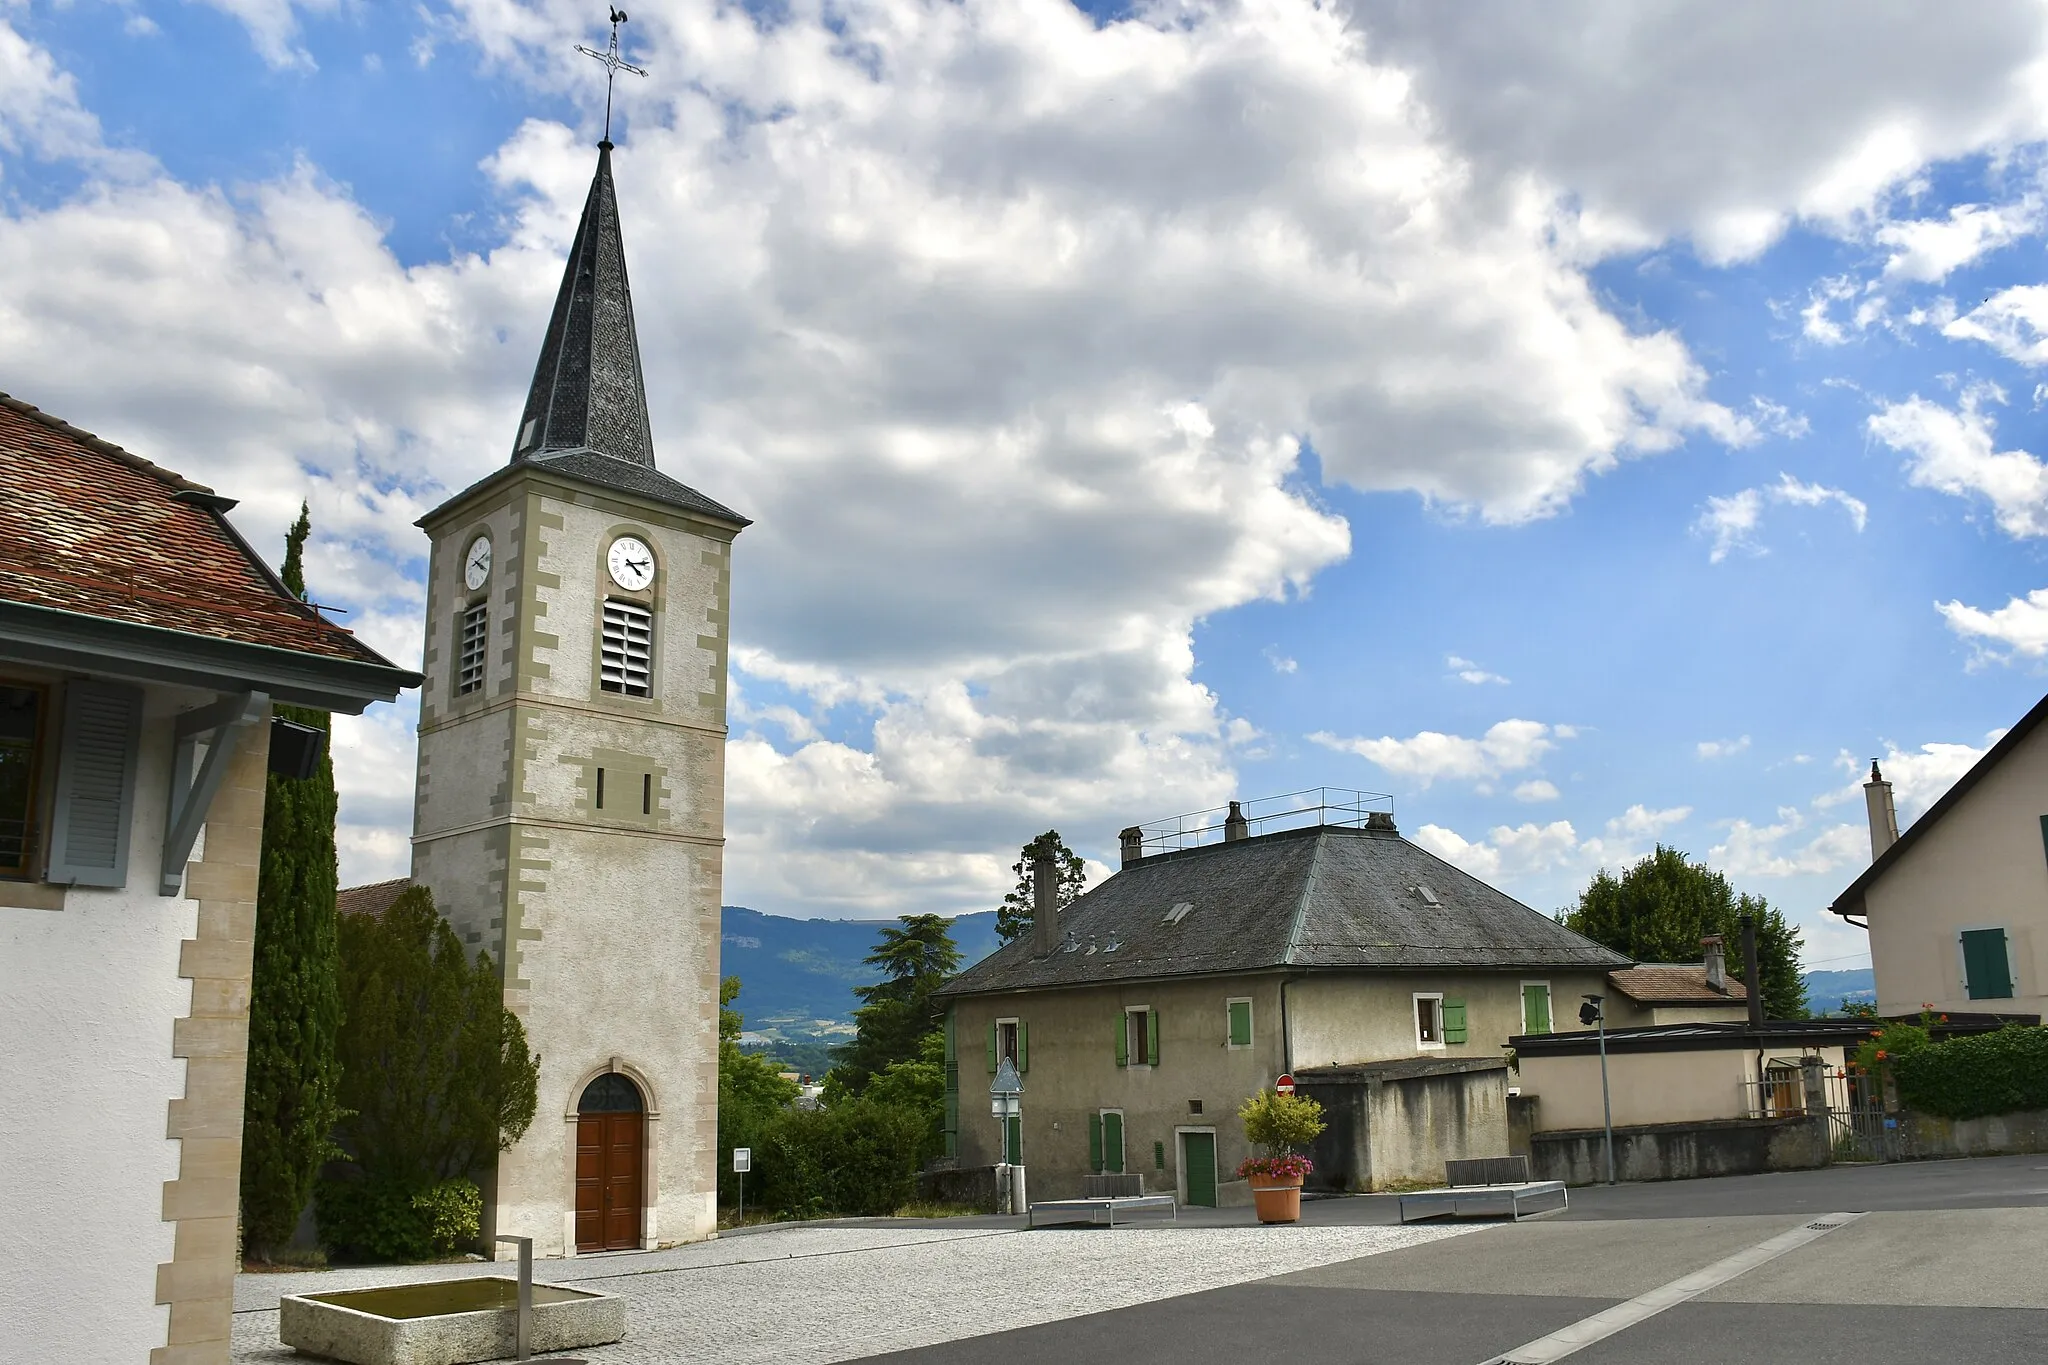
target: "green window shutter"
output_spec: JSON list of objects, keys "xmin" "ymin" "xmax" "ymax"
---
[
  {"xmin": 46, "ymin": 681, "xmax": 144, "ymax": 888},
  {"xmin": 1018, "ymin": 1021, "xmax": 1028, "ymax": 1073},
  {"xmin": 1088, "ymin": 1113, "xmax": 1104, "ymax": 1172},
  {"xmin": 1442, "ymin": 999, "xmax": 1468, "ymax": 1045},
  {"xmin": 987, "ymin": 1020, "xmax": 998, "ymax": 1074},
  {"xmin": 1148, "ymin": 1009, "xmax": 1161, "ymax": 1065},
  {"xmin": 1006, "ymin": 1115, "xmax": 1022, "ymax": 1164},
  {"xmin": 1153, "ymin": 1140, "xmax": 1165, "ymax": 1171},
  {"xmin": 1115, "ymin": 1012, "xmax": 1128, "ymax": 1067},
  {"xmin": 1523, "ymin": 985, "xmax": 1551, "ymax": 1035},
  {"xmin": 1104, "ymin": 1112, "xmax": 1125, "ymax": 1173},
  {"xmin": 1961, "ymin": 929, "xmax": 2015, "ymax": 1000},
  {"xmin": 1228, "ymin": 1000, "xmax": 1252, "ymax": 1047}
]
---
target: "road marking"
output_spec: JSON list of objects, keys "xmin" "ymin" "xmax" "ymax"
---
[{"xmin": 1478, "ymin": 1212, "xmax": 1866, "ymax": 1364}]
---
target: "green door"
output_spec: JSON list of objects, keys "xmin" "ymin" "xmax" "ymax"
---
[{"xmin": 1182, "ymin": 1132, "xmax": 1217, "ymax": 1208}]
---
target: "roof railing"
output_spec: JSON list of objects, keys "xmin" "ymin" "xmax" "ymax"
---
[{"xmin": 1132, "ymin": 787, "xmax": 1393, "ymax": 857}]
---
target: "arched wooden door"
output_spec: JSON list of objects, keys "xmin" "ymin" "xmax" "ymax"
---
[{"xmin": 575, "ymin": 1073, "xmax": 644, "ymax": 1252}]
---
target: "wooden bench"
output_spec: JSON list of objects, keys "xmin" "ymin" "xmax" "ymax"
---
[{"xmin": 1396, "ymin": 1155, "xmax": 1568, "ymax": 1224}]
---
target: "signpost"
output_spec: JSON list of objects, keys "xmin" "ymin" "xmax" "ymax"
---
[
  {"xmin": 733, "ymin": 1147, "xmax": 751, "ymax": 1225},
  {"xmin": 990, "ymin": 1057, "xmax": 1023, "ymax": 1214},
  {"xmin": 1275, "ymin": 1073, "xmax": 1295, "ymax": 1096},
  {"xmin": 1579, "ymin": 994, "xmax": 1615, "ymax": 1186}
]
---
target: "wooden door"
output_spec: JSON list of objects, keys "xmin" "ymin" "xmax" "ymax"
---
[
  {"xmin": 1182, "ymin": 1131, "xmax": 1217, "ymax": 1207},
  {"xmin": 574, "ymin": 1112, "xmax": 643, "ymax": 1252}
]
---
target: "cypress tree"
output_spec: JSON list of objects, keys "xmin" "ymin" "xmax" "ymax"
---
[{"xmin": 238, "ymin": 503, "xmax": 346, "ymax": 1259}]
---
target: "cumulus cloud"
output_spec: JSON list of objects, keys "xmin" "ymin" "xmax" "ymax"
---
[
  {"xmin": 1512, "ymin": 779, "xmax": 1560, "ymax": 803},
  {"xmin": 1936, "ymin": 587, "xmax": 2048, "ymax": 659},
  {"xmin": 1310, "ymin": 719, "xmax": 1562, "ymax": 785},
  {"xmin": 1877, "ymin": 197, "xmax": 2043, "ymax": 282},
  {"xmin": 1867, "ymin": 385, "xmax": 2048, "ymax": 537},
  {"xmin": 1710, "ymin": 808, "xmax": 1865, "ymax": 878},
  {"xmin": 1819, "ymin": 736, "xmax": 1999, "ymax": 824},
  {"xmin": 1946, "ymin": 284, "xmax": 2048, "ymax": 366},
  {"xmin": 1697, "ymin": 736, "xmax": 1752, "ymax": 760},
  {"xmin": 1264, "ymin": 647, "xmax": 1299, "ymax": 675},
  {"xmin": 1447, "ymin": 655, "xmax": 1509, "ymax": 685},
  {"xmin": 1412, "ymin": 802, "xmax": 1689, "ymax": 887},
  {"xmin": 1694, "ymin": 473, "xmax": 1867, "ymax": 562}
]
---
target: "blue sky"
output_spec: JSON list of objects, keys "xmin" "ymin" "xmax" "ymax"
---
[{"xmin": 8, "ymin": 2, "xmax": 2048, "ymax": 980}]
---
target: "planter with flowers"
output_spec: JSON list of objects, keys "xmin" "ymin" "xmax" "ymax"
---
[{"xmin": 1235, "ymin": 1088, "xmax": 1327, "ymax": 1224}]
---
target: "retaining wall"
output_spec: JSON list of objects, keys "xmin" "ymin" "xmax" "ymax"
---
[{"xmin": 1529, "ymin": 1116, "xmax": 1828, "ymax": 1185}]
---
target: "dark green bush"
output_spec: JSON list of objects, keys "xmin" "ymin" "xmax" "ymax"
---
[
  {"xmin": 1896, "ymin": 1025, "xmax": 2048, "ymax": 1120},
  {"xmin": 316, "ymin": 1176, "xmax": 481, "ymax": 1262},
  {"xmin": 754, "ymin": 1099, "xmax": 930, "ymax": 1217}
]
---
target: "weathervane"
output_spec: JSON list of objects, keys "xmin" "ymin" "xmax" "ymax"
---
[{"xmin": 576, "ymin": 7, "xmax": 647, "ymax": 145}]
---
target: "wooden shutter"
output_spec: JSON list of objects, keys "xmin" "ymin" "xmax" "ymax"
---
[
  {"xmin": 1961, "ymin": 929, "xmax": 2014, "ymax": 1000},
  {"xmin": 1442, "ymin": 999, "xmax": 1468, "ymax": 1044},
  {"xmin": 1104, "ymin": 1111, "xmax": 1124, "ymax": 1173},
  {"xmin": 1018, "ymin": 1021, "xmax": 1028, "ymax": 1073},
  {"xmin": 1006, "ymin": 1115, "xmax": 1022, "ymax": 1163},
  {"xmin": 1523, "ymin": 985, "xmax": 1551, "ymax": 1034},
  {"xmin": 1088, "ymin": 1113, "xmax": 1104, "ymax": 1172},
  {"xmin": 1115, "ymin": 1012, "xmax": 1128, "ymax": 1067},
  {"xmin": 987, "ymin": 1020, "xmax": 997, "ymax": 1073},
  {"xmin": 47, "ymin": 681, "xmax": 144, "ymax": 887},
  {"xmin": 1148, "ymin": 1008, "xmax": 1161, "ymax": 1065},
  {"xmin": 1228, "ymin": 1000, "xmax": 1252, "ymax": 1047}
]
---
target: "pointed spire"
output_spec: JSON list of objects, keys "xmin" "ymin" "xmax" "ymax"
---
[{"xmin": 510, "ymin": 143, "xmax": 656, "ymax": 468}]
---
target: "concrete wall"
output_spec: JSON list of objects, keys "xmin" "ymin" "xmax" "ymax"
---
[
  {"xmin": 1604, "ymin": 1001, "xmax": 1751, "ymax": 1028},
  {"xmin": 1530, "ymin": 1116, "xmax": 1829, "ymax": 1185},
  {"xmin": 1905, "ymin": 1106, "xmax": 2048, "ymax": 1158},
  {"xmin": 1289, "ymin": 969, "xmax": 1608, "ymax": 1069},
  {"xmin": 1300, "ymin": 1062, "xmax": 1510, "ymax": 1191},
  {"xmin": 1861, "ymin": 719, "xmax": 2048, "ymax": 1019},
  {"xmin": 416, "ymin": 471, "xmax": 736, "ymax": 1255},
  {"xmin": 0, "ymin": 674, "xmax": 271, "ymax": 1365}
]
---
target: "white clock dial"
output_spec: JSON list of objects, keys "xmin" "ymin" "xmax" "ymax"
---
[
  {"xmin": 607, "ymin": 536, "xmax": 656, "ymax": 591},
  {"xmin": 463, "ymin": 535, "xmax": 492, "ymax": 591}
]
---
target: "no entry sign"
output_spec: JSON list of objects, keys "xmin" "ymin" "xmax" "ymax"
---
[{"xmin": 1275, "ymin": 1073, "xmax": 1294, "ymax": 1096}]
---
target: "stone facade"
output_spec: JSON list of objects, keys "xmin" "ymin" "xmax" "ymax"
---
[{"xmin": 413, "ymin": 465, "xmax": 736, "ymax": 1255}]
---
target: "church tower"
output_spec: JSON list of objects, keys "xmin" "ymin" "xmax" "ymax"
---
[{"xmin": 410, "ymin": 138, "xmax": 746, "ymax": 1255}]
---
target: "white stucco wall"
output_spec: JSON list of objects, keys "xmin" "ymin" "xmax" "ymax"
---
[
  {"xmin": 1862, "ymin": 722, "xmax": 2048, "ymax": 1018},
  {"xmin": 1288, "ymin": 970, "xmax": 1607, "ymax": 1068},
  {"xmin": 1520, "ymin": 1045, "xmax": 1849, "ymax": 1131},
  {"xmin": 0, "ymin": 680, "xmax": 203, "ymax": 1361}
]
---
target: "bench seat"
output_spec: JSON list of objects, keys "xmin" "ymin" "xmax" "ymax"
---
[
  {"xmin": 1396, "ymin": 1180, "xmax": 1567, "ymax": 1223},
  {"xmin": 1027, "ymin": 1194, "xmax": 1179, "ymax": 1228}
]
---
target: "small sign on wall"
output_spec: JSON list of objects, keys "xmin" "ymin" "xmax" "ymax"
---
[{"xmin": 733, "ymin": 1148, "xmax": 752, "ymax": 1173}]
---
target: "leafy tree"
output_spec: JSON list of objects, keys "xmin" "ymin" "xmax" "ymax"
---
[
  {"xmin": 832, "ymin": 915, "xmax": 961, "ymax": 1092},
  {"xmin": 320, "ymin": 885, "xmax": 539, "ymax": 1256},
  {"xmin": 717, "ymin": 975, "xmax": 798, "ymax": 1209},
  {"xmin": 995, "ymin": 830, "xmax": 1087, "ymax": 944},
  {"xmin": 1561, "ymin": 845, "xmax": 1807, "ymax": 1018},
  {"xmin": 239, "ymin": 503, "xmax": 345, "ymax": 1259},
  {"xmin": 864, "ymin": 1029, "xmax": 948, "ymax": 1164}
]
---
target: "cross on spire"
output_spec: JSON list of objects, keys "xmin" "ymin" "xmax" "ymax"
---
[{"xmin": 576, "ymin": 7, "xmax": 647, "ymax": 146}]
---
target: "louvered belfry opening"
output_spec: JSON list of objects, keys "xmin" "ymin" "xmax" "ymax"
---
[
  {"xmin": 600, "ymin": 598, "xmax": 653, "ymax": 696},
  {"xmin": 456, "ymin": 603, "xmax": 488, "ymax": 695}
]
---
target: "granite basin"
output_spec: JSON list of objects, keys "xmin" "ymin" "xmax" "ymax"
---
[{"xmin": 278, "ymin": 1276, "xmax": 625, "ymax": 1365}]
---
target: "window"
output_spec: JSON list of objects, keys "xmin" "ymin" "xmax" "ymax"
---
[
  {"xmin": 992, "ymin": 1018, "xmax": 1026, "ymax": 1072},
  {"xmin": 600, "ymin": 599, "xmax": 653, "ymax": 697},
  {"xmin": 1117, "ymin": 1007, "xmax": 1158, "ymax": 1067},
  {"xmin": 1521, "ymin": 982, "xmax": 1553, "ymax": 1035},
  {"xmin": 457, "ymin": 603, "xmax": 488, "ymax": 696},
  {"xmin": 1415, "ymin": 994, "xmax": 1444, "ymax": 1047},
  {"xmin": 1226, "ymin": 998, "xmax": 1253, "ymax": 1049},
  {"xmin": 1961, "ymin": 928, "xmax": 2015, "ymax": 1000},
  {"xmin": 0, "ymin": 684, "xmax": 47, "ymax": 879},
  {"xmin": 642, "ymin": 773, "xmax": 653, "ymax": 816}
]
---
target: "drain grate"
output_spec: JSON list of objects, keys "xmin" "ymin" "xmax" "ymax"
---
[{"xmin": 1805, "ymin": 1219, "xmax": 1845, "ymax": 1231}]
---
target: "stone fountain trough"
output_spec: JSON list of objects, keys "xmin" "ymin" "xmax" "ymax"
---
[{"xmin": 278, "ymin": 1276, "xmax": 625, "ymax": 1365}]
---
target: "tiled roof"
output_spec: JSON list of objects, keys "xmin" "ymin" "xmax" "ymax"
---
[
  {"xmin": 337, "ymin": 877, "xmax": 413, "ymax": 918},
  {"xmin": 1607, "ymin": 963, "xmax": 1746, "ymax": 1004},
  {"xmin": 938, "ymin": 822, "xmax": 1629, "ymax": 996},
  {"xmin": 0, "ymin": 394, "xmax": 396, "ymax": 667}
]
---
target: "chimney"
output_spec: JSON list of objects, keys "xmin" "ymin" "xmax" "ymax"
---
[
  {"xmin": 1739, "ymin": 914, "xmax": 1763, "ymax": 1026},
  {"xmin": 1031, "ymin": 851, "xmax": 1059, "ymax": 958},
  {"xmin": 1224, "ymin": 800, "xmax": 1249, "ymax": 842},
  {"xmin": 1364, "ymin": 811, "xmax": 1397, "ymax": 833},
  {"xmin": 1701, "ymin": 935, "xmax": 1727, "ymax": 994},
  {"xmin": 1864, "ymin": 760, "xmax": 1899, "ymax": 861},
  {"xmin": 1119, "ymin": 826, "xmax": 1144, "ymax": 868}
]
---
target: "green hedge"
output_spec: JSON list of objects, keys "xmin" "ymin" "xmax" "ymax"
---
[
  {"xmin": 316, "ymin": 1176, "xmax": 482, "ymax": 1263},
  {"xmin": 1896, "ymin": 1025, "xmax": 2048, "ymax": 1120},
  {"xmin": 753, "ymin": 1099, "xmax": 930, "ymax": 1217}
]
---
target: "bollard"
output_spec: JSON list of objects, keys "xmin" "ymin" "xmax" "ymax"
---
[{"xmin": 493, "ymin": 1235, "xmax": 533, "ymax": 1362}]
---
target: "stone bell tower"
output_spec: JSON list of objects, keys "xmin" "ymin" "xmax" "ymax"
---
[{"xmin": 409, "ymin": 137, "xmax": 747, "ymax": 1255}]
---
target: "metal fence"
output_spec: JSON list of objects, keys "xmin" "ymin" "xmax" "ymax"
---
[{"xmin": 1739, "ymin": 1064, "xmax": 1916, "ymax": 1162}]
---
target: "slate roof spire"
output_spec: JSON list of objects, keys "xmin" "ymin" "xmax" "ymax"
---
[{"xmin": 510, "ymin": 140, "xmax": 657, "ymax": 468}]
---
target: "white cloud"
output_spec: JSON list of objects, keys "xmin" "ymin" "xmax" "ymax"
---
[
  {"xmin": 1802, "ymin": 275, "xmax": 1861, "ymax": 345},
  {"xmin": 1412, "ymin": 802, "xmax": 1688, "ymax": 887},
  {"xmin": 1310, "ymin": 719, "xmax": 1562, "ymax": 785},
  {"xmin": 1868, "ymin": 385, "xmax": 2048, "ymax": 537},
  {"xmin": 1697, "ymin": 736, "xmax": 1752, "ymax": 760},
  {"xmin": 1877, "ymin": 197, "xmax": 2043, "ymax": 282},
  {"xmin": 1263, "ymin": 646, "xmax": 1299, "ymax": 675},
  {"xmin": 1447, "ymin": 654, "xmax": 1509, "ymax": 686},
  {"xmin": 1512, "ymin": 779, "xmax": 1560, "ymax": 803},
  {"xmin": 189, "ymin": 0, "xmax": 342, "ymax": 69},
  {"xmin": 1606, "ymin": 804, "xmax": 1692, "ymax": 840},
  {"xmin": 1936, "ymin": 586, "xmax": 2048, "ymax": 659},
  {"xmin": 1820, "ymin": 737, "xmax": 2000, "ymax": 824},
  {"xmin": 1694, "ymin": 473, "xmax": 1867, "ymax": 561},
  {"xmin": 1947, "ymin": 284, "xmax": 2048, "ymax": 366},
  {"xmin": 1711, "ymin": 808, "xmax": 1865, "ymax": 878}
]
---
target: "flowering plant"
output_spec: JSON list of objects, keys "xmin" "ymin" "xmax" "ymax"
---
[{"xmin": 1237, "ymin": 1153, "xmax": 1313, "ymax": 1182}]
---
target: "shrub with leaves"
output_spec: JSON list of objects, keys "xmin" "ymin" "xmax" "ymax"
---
[
  {"xmin": 318, "ymin": 1177, "xmax": 483, "ymax": 1263},
  {"xmin": 1239, "ymin": 1088, "xmax": 1327, "ymax": 1157},
  {"xmin": 753, "ymin": 1097, "xmax": 931, "ymax": 1217},
  {"xmin": 1896, "ymin": 1025, "xmax": 2048, "ymax": 1120}
]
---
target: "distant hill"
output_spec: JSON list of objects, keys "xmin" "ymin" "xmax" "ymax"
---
[
  {"xmin": 1803, "ymin": 967, "xmax": 1875, "ymax": 1013},
  {"xmin": 721, "ymin": 905, "xmax": 1003, "ymax": 1035}
]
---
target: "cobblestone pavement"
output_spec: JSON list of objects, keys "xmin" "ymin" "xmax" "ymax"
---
[{"xmin": 231, "ymin": 1220, "xmax": 1470, "ymax": 1363}]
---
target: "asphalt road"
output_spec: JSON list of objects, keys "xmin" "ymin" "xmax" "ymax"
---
[{"xmin": 861, "ymin": 1156, "xmax": 2048, "ymax": 1365}]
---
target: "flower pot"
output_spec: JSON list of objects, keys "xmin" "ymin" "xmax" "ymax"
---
[{"xmin": 1247, "ymin": 1175, "xmax": 1302, "ymax": 1224}]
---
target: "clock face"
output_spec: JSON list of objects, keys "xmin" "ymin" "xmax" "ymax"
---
[
  {"xmin": 607, "ymin": 536, "xmax": 656, "ymax": 591},
  {"xmin": 463, "ymin": 535, "xmax": 492, "ymax": 591}
]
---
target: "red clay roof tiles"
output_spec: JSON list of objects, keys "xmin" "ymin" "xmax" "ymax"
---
[
  {"xmin": 0, "ymin": 394, "xmax": 391, "ymax": 667},
  {"xmin": 1607, "ymin": 963, "xmax": 1747, "ymax": 1003}
]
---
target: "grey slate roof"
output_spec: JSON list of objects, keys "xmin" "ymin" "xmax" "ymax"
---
[
  {"xmin": 938, "ymin": 823, "xmax": 1628, "ymax": 997},
  {"xmin": 513, "ymin": 142, "xmax": 657, "ymax": 468}
]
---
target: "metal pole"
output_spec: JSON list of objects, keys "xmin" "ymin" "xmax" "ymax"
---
[
  {"xmin": 1598, "ymin": 1015, "xmax": 1615, "ymax": 1186},
  {"xmin": 737, "ymin": 1166, "xmax": 744, "ymax": 1226},
  {"xmin": 493, "ymin": 1235, "xmax": 532, "ymax": 1362}
]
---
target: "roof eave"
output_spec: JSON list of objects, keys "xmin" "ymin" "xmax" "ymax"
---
[{"xmin": 419, "ymin": 457, "xmax": 750, "ymax": 534}]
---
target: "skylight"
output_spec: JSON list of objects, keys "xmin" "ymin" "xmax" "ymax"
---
[
  {"xmin": 1161, "ymin": 901, "xmax": 1195, "ymax": 925},
  {"xmin": 1415, "ymin": 885, "xmax": 1440, "ymax": 906}
]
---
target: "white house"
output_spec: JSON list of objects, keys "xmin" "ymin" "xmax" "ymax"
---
[{"xmin": 0, "ymin": 393, "xmax": 416, "ymax": 1364}]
